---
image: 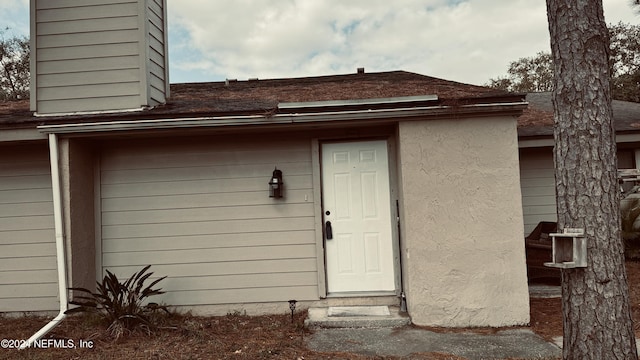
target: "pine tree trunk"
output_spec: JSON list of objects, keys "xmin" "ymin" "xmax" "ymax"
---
[{"xmin": 546, "ymin": 1, "xmax": 638, "ymax": 359}]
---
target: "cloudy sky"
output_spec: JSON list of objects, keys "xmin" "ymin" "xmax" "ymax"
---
[{"xmin": 2, "ymin": 0, "xmax": 639, "ymax": 85}]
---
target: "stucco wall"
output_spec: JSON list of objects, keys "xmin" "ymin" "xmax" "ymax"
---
[
  {"xmin": 60, "ymin": 138, "xmax": 96, "ymax": 292},
  {"xmin": 397, "ymin": 116, "xmax": 530, "ymax": 327}
]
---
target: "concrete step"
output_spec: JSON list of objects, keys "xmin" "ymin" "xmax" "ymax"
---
[{"xmin": 305, "ymin": 305, "xmax": 411, "ymax": 329}]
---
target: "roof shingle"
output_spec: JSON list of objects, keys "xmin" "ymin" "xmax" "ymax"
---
[{"xmin": 0, "ymin": 70, "xmax": 519, "ymax": 127}]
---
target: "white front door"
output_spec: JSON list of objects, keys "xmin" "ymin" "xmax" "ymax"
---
[{"xmin": 322, "ymin": 140, "xmax": 396, "ymax": 293}]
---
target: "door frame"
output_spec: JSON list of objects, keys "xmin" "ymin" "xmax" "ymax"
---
[{"xmin": 312, "ymin": 136, "xmax": 402, "ymax": 297}]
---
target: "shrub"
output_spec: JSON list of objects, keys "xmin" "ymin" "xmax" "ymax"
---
[{"xmin": 66, "ymin": 265, "xmax": 168, "ymax": 338}]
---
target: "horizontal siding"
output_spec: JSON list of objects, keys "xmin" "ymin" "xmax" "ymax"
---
[
  {"xmin": 37, "ymin": 29, "xmax": 139, "ymax": 48},
  {"xmin": 102, "ymin": 163, "xmax": 313, "ymax": 186},
  {"xmin": 0, "ymin": 188, "xmax": 53, "ymax": 204},
  {"xmin": 100, "ymin": 138, "xmax": 319, "ymax": 306},
  {"xmin": 0, "ymin": 145, "xmax": 58, "ymax": 312},
  {"xmin": 36, "ymin": 2, "xmax": 138, "ymax": 23},
  {"xmin": 38, "ymin": 69, "xmax": 140, "ymax": 88},
  {"xmin": 37, "ymin": 55, "xmax": 139, "ymax": 75},
  {"xmin": 164, "ymin": 286, "xmax": 318, "ymax": 305},
  {"xmin": 102, "ymin": 190, "xmax": 313, "ymax": 211},
  {"xmin": 102, "ymin": 217, "xmax": 316, "ymax": 239},
  {"xmin": 148, "ymin": 60, "xmax": 165, "ymax": 80},
  {"xmin": 0, "ymin": 230, "xmax": 55, "ymax": 246},
  {"xmin": 34, "ymin": 0, "xmax": 145, "ymax": 114},
  {"xmin": 36, "ymin": 0, "xmax": 136, "ymax": 10},
  {"xmin": 0, "ymin": 256, "xmax": 56, "ymax": 272},
  {"xmin": 108, "ymin": 258, "xmax": 317, "ymax": 279},
  {"xmin": 102, "ymin": 231, "xmax": 315, "ymax": 253},
  {"xmin": 160, "ymin": 272, "xmax": 317, "ymax": 293},
  {"xmin": 145, "ymin": 0, "xmax": 167, "ymax": 105},
  {"xmin": 0, "ymin": 174, "xmax": 52, "ymax": 191},
  {"xmin": 103, "ymin": 203, "xmax": 314, "ymax": 225},
  {"xmin": 103, "ymin": 244, "xmax": 316, "ymax": 267},
  {"xmin": 519, "ymin": 149, "xmax": 557, "ymax": 234},
  {"xmin": 0, "ymin": 216, "xmax": 54, "ymax": 232},
  {"xmin": 0, "ymin": 270, "xmax": 57, "ymax": 285},
  {"xmin": 37, "ymin": 16, "xmax": 139, "ymax": 36},
  {"xmin": 37, "ymin": 82, "xmax": 140, "ymax": 101},
  {"xmin": 519, "ymin": 148, "xmax": 636, "ymax": 234},
  {"xmin": 37, "ymin": 96, "xmax": 142, "ymax": 114},
  {"xmin": 102, "ymin": 175, "xmax": 312, "ymax": 198},
  {"xmin": 38, "ymin": 42, "xmax": 139, "ymax": 62},
  {"xmin": 0, "ymin": 298, "xmax": 60, "ymax": 313}
]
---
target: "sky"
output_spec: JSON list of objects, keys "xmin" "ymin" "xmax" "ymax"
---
[{"xmin": 1, "ymin": 0, "xmax": 639, "ymax": 86}]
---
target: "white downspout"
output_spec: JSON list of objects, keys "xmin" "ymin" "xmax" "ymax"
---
[{"xmin": 20, "ymin": 133, "xmax": 68, "ymax": 349}]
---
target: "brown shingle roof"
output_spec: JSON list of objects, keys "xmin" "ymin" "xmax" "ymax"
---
[
  {"xmin": 518, "ymin": 92, "xmax": 640, "ymax": 138},
  {"xmin": 0, "ymin": 70, "xmax": 519, "ymax": 127}
]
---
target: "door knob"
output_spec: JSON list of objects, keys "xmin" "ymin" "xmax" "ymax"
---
[{"xmin": 325, "ymin": 221, "xmax": 333, "ymax": 240}]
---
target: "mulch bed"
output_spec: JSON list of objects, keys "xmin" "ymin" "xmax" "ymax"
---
[{"xmin": 2, "ymin": 261, "xmax": 639, "ymax": 359}]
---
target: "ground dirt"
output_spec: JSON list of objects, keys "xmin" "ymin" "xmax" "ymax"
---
[{"xmin": 2, "ymin": 261, "xmax": 640, "ymax": 360}]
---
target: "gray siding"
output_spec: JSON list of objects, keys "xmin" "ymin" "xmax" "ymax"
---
[
  {"xmin": 519, "ymin": 148, "xmax": 557, "ymax": 235},
  {"xmin": 146, "ymin": 0, "xmax": 168, "ymax": 103},
  {"xmin": 100, "ymin": 138, "xmax": 318, "ymax": 306},
  {"xmin": 0, "ymin": 145, "xmax": 57, "ymax": 312},
  {"xmin": 519, "ymin": 147, "xmax": 636, "ymax": 235},
  {"xmin": 32, "ymin": 0, "xmax": 168, "ymax": 114}
]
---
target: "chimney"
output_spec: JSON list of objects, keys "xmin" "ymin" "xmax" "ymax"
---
[
  {"xmin": 30, "ymin": 0, "xmax": 170, "ymax": 115},
  {"xmin": 357, "ymin": 67, "xmax": 365, "ymax": 74}
]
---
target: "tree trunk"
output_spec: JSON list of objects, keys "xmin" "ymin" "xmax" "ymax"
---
[{"xmin": 546, "ymin": 1, "xmax": 637, "ymax": 359}]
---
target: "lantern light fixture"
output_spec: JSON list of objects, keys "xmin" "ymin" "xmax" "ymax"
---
[
  {"xmin": 288, "ymin": 299, "xmax": 297, "ymax": 323},
  {"xmin": 269, "ymin": 167, "xmax": 283, "ymax": 198}
]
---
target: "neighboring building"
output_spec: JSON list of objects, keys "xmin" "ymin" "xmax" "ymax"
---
[
  {"xmin": 0, "ymin": 0, "xmax": 531, "ymax": 328},
  {"xmin": 518, "ymin": 92, "xmax": 640, "ymax": 234}
]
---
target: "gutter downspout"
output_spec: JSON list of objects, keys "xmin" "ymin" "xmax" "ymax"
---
[{"xmin": 20, "ymin": 133, "xmax": 68, "ymax": 349}]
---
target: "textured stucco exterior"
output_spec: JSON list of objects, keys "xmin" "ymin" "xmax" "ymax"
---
[
  {"xmin": 397, "ymin": 116, "xmax": 530, "ymax": 327},
  {"xmin": 60, "ymin": 139, "xmax": 96, "ymax": 292}
]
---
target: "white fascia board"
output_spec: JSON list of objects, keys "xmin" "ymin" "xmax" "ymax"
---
[
  {"xmin": 0, "ymin": 127, "xmax": 48, "ymax": 142},
  {"xmin": 519, "ymin": 133, "xmax": 640, "ymax": 148},
  {"xmin": 37, "ymin": 102, "xmax": 527, "ymax": 134},
  {"xmin": 518, "ymin": 138, "xmax": 554, "ymax": 148},
  {"xmin": 278, "ymin": 95, "xmax": 439, "ymax": 109}
]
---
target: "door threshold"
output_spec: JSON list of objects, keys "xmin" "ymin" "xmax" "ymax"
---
[{"xmin": 326, "ymin": 291, "xmax": 397, "ymax": 298}]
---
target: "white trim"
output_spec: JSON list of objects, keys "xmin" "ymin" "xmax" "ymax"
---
[
  {"xmin": 519, "ymin": 133, "xmax": 640, "ymax": 149},
  {"xmin": 94, "ymin": 157, "xmax": 102, "ymax": 281},
  {"xmin": 38, "ymin": 102, "xmax": 527, "ymax": 134},
  {"xmin": 311, "ymin": 139, "xmax": 326, "ymax": 298},
  {"xmin": 29, "ymin": 0, "xmax": 37, "ymax": 112},
  {"xmin": 0, "ymin": 128, "xmax": 47, "ymax": 142},
  {"xmin": 278, "ymin": 95, "xmax": 438, "ymax": 109},
  {"xmin": 617, "ymin": 134, "xmax": 640, "ymax": 143}
]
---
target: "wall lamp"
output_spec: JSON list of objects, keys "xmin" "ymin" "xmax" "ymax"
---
[{"xmin": 269, "ymin": 168, "xmax": 284, "ymax": 198}]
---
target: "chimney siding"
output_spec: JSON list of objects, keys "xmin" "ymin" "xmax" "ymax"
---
[{"xmin": 30, "ymin": 0, "xmax": 169, "ymax": 115}]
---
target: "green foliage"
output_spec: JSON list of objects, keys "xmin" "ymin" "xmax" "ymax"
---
[
  {"xmin": 486, "ymin": 51, "xmax": 553, "ymax": 93},
  {"xmin": 609, "ymin": 22, "xmax": 640, "ymax": 102},
  {"xmin": 0, "ymin": 29, "xmax": 29, "ymax": 100},
  {"xmin": 66, "ymin": 265, "xmax": 168, "ymax": 338},
  {"xmin": 487, "ymin": 22, "xmax": 640, "ymax": 102}
]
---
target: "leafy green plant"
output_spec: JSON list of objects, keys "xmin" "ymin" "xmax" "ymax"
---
[{"xmin": 66, "ymin": 265, "xmax": 168, "ymax": 338}]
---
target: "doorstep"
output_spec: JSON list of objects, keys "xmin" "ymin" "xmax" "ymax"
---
[{"xmin": 305, "ymin": 305, "xmax": 410, "ymax": 329}]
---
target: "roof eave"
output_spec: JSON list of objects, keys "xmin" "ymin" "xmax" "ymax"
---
[{"xmin": 37, "ymin": 101, "xmax": 527, "ymax": 135}]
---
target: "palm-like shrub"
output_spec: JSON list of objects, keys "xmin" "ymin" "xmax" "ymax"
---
[{"xmin": 66, "ymin": 265, "xmax": 168, "ymax": 338}]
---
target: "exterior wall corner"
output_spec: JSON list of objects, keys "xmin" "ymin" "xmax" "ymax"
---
[{"xmin": 397, "ymin": 116, "xmax": 530, "ymax": 327}]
